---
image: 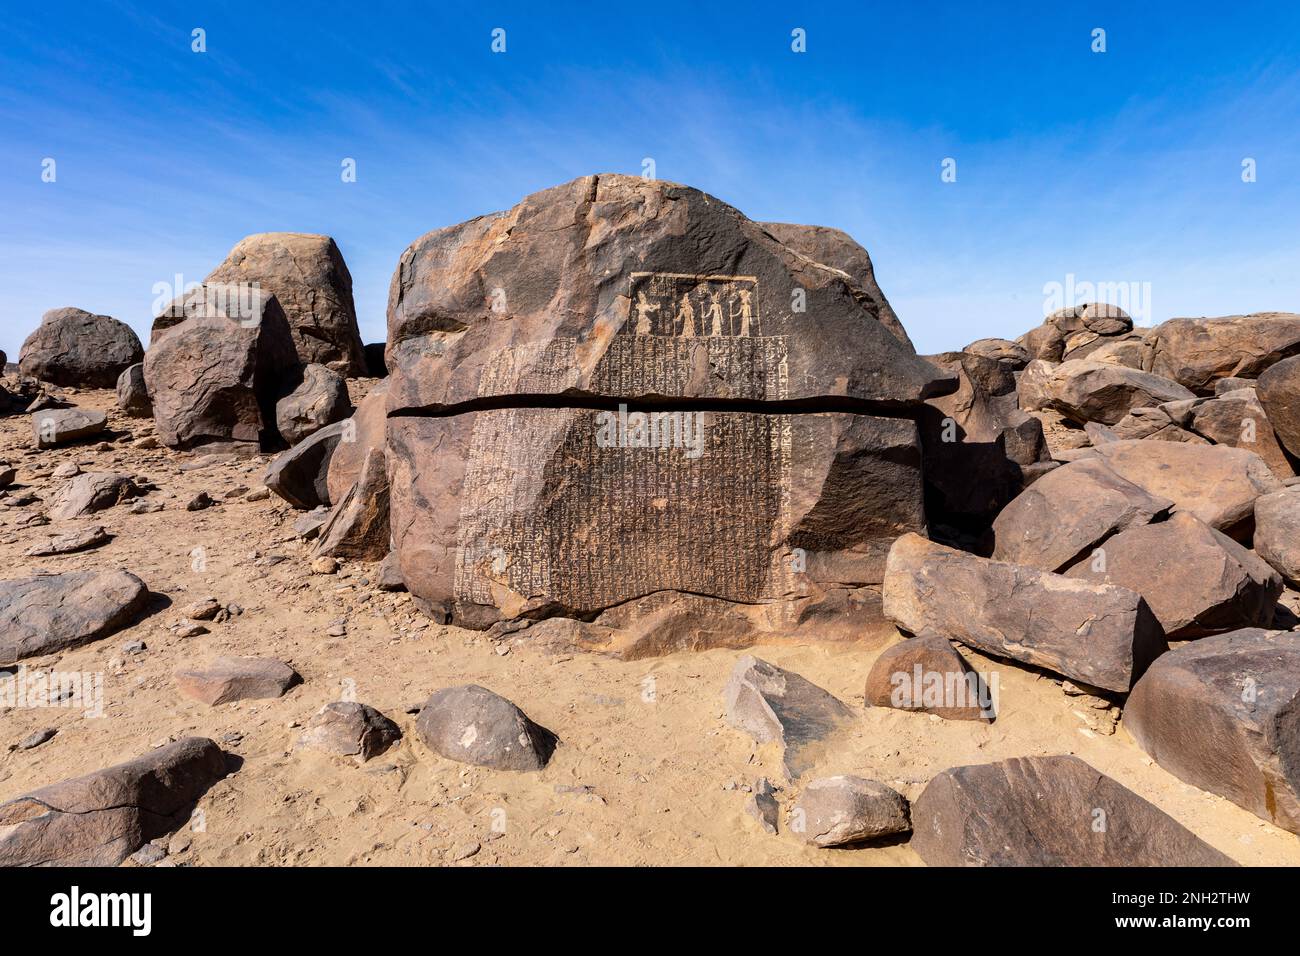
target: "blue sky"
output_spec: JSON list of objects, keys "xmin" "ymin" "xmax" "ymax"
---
[{"xmin": 2, "ymin": 1, "xmax": 1298, "ymax": 359}]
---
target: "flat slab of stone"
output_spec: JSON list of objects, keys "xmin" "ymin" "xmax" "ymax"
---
[
  {"xmin": 174, "ymin": 656, "xmax": 301, "ymax": 706},
  {"xmin": 791, "ymin": 775, "xmax": 910, "ymax": 847},
  {"xmin": 296, "ymin": 702, "xmax": 401, "ymax": 762},
  {"xmin": 0, "ymin": 737, "xmax": 228, "ymax": 866},
  {"xmin": 24, "ymin": 525, "xmax": 110, "ymax": 557},
  {"xmin": 883, "ymin": 534, "xmax": 1166, "ymax": 693},
  {"xmin": 31, "ymin": 407, "xmax": 107, "ymax": 448},
  {"xmin": 910, "ymin": 755, "xmax": 1235, "ymax": 866},
  {"xmin": 416, "ymin": 684, "xmax": 556, "ymax": 771},
  {"xmin": 1125, "ymin": 628, "xmax": 1300, "ymax": 834},
  {"xmin": 48, "ymin": 471, "xmax": 138, "ymax": 520},
  {"xmin": 0, "ymin": 569, "xmax": 150, "ymax": 664},
  {"xmin": 1148, "ymin": 312, "xmax": 1300, "ymax": 393}
]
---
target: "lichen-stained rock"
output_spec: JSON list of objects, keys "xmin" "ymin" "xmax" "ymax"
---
[
  {"xmin": 1030, "ymin": 359, "xmax": 1195, "ymax": 425},
  {"xmin": 991, "ymin": 458, "xmax": 1172, "ymax": 572},
  {"xmin": 0, "ymin": 569, "xmax": 150, "ymax": 664},
  {"xmin": 883, "ymin": 533, "xmax": 1167, "ymax": 693},
  {"xmin": 962, "ymin": 337, "xmax": 1030, "ymax": 370},
  {"xmin": 18, "ymin": 307, "xmax": 144, "ymax": 388},
  {"xmin": 144, "ymin": 285, "xmax": 300, "ymax": 452},
  {"xmin": 1147, "ymin": 312, "xmax": 1300, "ymax": 393},
  {"xmin": 313, "ymin": 446, "xmax": 389, "ymax": 560},
  {"xmin": 791, "ymin": 776, "xmax": 911, "ymax": 847},
  {"xmin": 1018, "ymin": 303, "xmax": 1133, "ymax": 363},
  {"xmin": 1089, "ymin": 439, "xmax": 1281, "ymax": 541},
  {"xmin": 275, "ymin": 363, "xmax": 352, "ymax": 446},
  {"xmin": 31, "ymin": 407, "xmax": 107, "ymax": 448},
  {"xmin": 48, "ymin": 471, "xmax": 140, "ymax": 521},
  {"xmin": 758, "ymin": 221, "xmax": 914, "ymax": 349},
  {"xmin": 386, "ymin": 175, "xmax": 950, "ymax": 415},
  {"xmin": 264, "ymin": 419, "xmax": 347, "ymax": 510},
  {"xmin": 724, "ymin": 655, "xmax": 855, "ymax": 780},
  {"xmin": 416, "ymin": 684, "xmax": 557, "ymax": 771},
  {"xmin": 864, "ymin": 634, "xmax": 993, "ymax": 721},
  {"xmin": 1254, "ymin": 488, "xmax": 1300, "ymax": 584},
  {"xmin": 919, "ymin": 351, "xmax": 1049, "ymax": 524},
  {"xmin": 156, "ymin": 233, "xmax": 366, "ymax": 375},
  {"xmin": 910, "ymin": 755, "xmax": 1235, "ymax": 866},
  {"xmin": 388, "ymin": 410, "xmax": 925, "ymax": 633},
  {"xmin": 1125, "ymin": 629, "xmax": 1300, "ymax": 834},
  {"xmin": 174, "ymin": 656, "xmax": 301, "ymax": 706},
  {"xmin": 116, "ymin": 362, "xmax": 152, "ymax": 417},
  {"xmin": 1188, "ymin": 388, "xmax": 1295, "ymax": 479},
  {"xmin": 1064, "ymin": 512, "xmax": 1280, "ymax": 638},
  {"xmin": 326, "ymin": 379, "xmax": 389, "ymax": 504},
  {"xmin": 1256, "ymin": 354, "xmax": 1300, "ymax": 459},
  {"xmin": 0, "ymin": 738, "xmax": 229, "ymax": 866},
  {"xmin": 296, "ymin": 702, "xmax": 401, "ymax": 763}
]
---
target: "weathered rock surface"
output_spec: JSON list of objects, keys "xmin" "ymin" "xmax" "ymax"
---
[
  {"xmin": 144, "ymin": 285, "xmax": 300, "ymax": 452},
  {"xmin": 723, "ymin": 655, "xmax": 855, "ymax": 779},
  {"xmin": 1253, "ymin": 488, "xmax": 1300, "ymax": 584},
  {"xmin": 0, "ymin": 738, "xmax": 229, "ymax": 866},
  {"xmin": 962, "ymin": 337, "xmax": 1029, "ymax": 370},
  {"xmin": 1257, "ymin": 354, "xmax": 1300, "ymax": 460},
  {"xmin": 174, "ymin": 656, "xmax": 301, "ymax": 706},
  {"xmin": 264, "ymin": 419, "xmax": 347, "ymax": 510},
  {"xmin": 991, "ymin": 458, "xmax": 1172, "ymax": 572},
  {"xmin": 791, "ymin": 776, "xmax": 911, "ymax": 847},
  {"xmin": 325, "ymin": 379, "xmax": 389, "ymax": 503},
  {"xmin": 864, "ymin": 634, "xmax": 993, "ymax": 721},
  {"xmin": 1018, "ymin": 303, "xmax": 1133, "ymax": 362},
  {"xmin": 31, "ymin": 407, "xmax": 107, "ymax": 448},
  {"xmin": 745, "ymin": 777, "xmax": 779, "ymax": 835},
  {"xmin": 18, "ymin": 307, "xmax": 144, "ymax": 388},
  {"xmin": 883, "ymin": 534, "xmax": 1167, "ymax": 692},
  {"xmin": 48, "ymin": 472, "xmax": 139, "ymax": 521},
  {"xmin": 1089, "ymin": 439, "xmax": 1281, "ymax": 540},
  {"xmin": 1125, "ymin": 629, "xmax": 1300, "ymax": 834},
  {"xmin": 1028, "ymin": 359, "xmax": 1195, "ymax": 425},
  {"xmin": 0, "ymin": 569, "xmax": 150, "ymax": 664},
  {"xmin": 24, "ymin": 525, "xmax": 110, "ymax": 557},
  {"xmin": 275, "ymin": 363, "xmax": 351, "ymax": 446},
  {"xmin": 296, "ymin": 702, "xmax": 401, "ymax": 762},
  {"xmin": 1188, "ymin": 388, "xmax": 1295, "ymax": 479},
  {"xmin": 415, "ymin": 684, "xmax": 556, "ymax": 771},
  {"xmin": 1108, "ymin": 406, "xmax": 1206, "ymax": 443},
  {"xmin": 313, "ymin": 446, "xmax": 389, "ymax": 560},
  {"xmin": 1148, "ymin": 313, "xmax": 1300, "ymax": 393},
  {"xmin": 1064, "ymin": 512, "xmax": 1280, "ymax": 637},
  {"xmin": 116, "ymin": 362, "xmax": 152, "ymax": 417},
  {"xmin": 910, "ymin": 755, "xmax": 1235, "ymax": 866}
]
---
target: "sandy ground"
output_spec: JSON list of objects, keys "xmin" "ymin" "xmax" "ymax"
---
[{"xmin": 2, "ymin": 383, "xmax": 1299, "ymax": 867}]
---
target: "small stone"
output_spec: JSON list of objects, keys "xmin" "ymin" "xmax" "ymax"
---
[
  {"xmin": 122, "ymin": 640, "xmax": 147, "ymax": 654},
  {"xmin": 311, "ymin": 556, "xmax": 339, "ymax": 575},
  {"xmin": 183, "ymin": 597, "xmax": 222, "ymax": 621},
  {"xmin": 791, "ymin": 775, "xmax": 911, "ymax": 847},
  {"xmin": 745, "ymin": 777, "xmax": 779, "ymax": 835},
  {"xmin": 17, "ymin": 727, "xmax": 57, "ymax": 751},
  {"xmin": 450, "ymin": 841, "xmax": 481, "ymax": 862},
  {"xmin": 130, "ymin": 842, "xmax": 168, "ymax": 865},
  {"xmin": 186, "ymin": 491, "xmax": 215, "ymax": 511}
]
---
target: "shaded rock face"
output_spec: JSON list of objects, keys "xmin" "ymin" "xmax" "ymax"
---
[
  {"xmin": 1126, "ymin": 629, "xmax": 1300, "ymax": 834},
  {"xmin": 363, "ymin": 342, "xmax": 388, "ymax": 377},
  {"xmin": 264, "ymin": 419, "xmax": 347, "ymax": 510},
  {"xmin": 724, "ymin": 655, "xmax": 855, "ymax": 780},
  {"xmin": 1018, "ymin": 303, "xmax": 1134, "ymax": 362},
  {"xmin": 883, "ymin": 533, "xmax": 1167, "ymax": 693},
  {"xmin": 864, "ymin": 634, "xmax": 992, "ymax": 721},
  {"xmin": 910, "ymin": 755, "xmax": 1235, "ymax": 866},
  {"xmin": 0, "ymin": 738, "xmax": 229, "ymax": 866},
  {"xmin": 1026, "ymin": 359, "xmax": 1194, "ymax": 425},
  {"xmin": 116, "ymin": 363, "xmax": 151, "ymax": 417},
  {"xmin": 758, "ymin": 221, "xmax": 913, "ymax": 349},
  {"xmin": 174, "ymin": 656, "xmax": 301, "ymax": 706},
  {"xmin": 990, "ymin": 458, "xmax": 1171, "ymax": 573},
  {"xmin": 1064, "ymin": 512, "xmax": 1280, "ymax": 638},
  {"xmin": 326, "ymin": 379, "xmax": 389, "ymax": 504},
  {"xmin": 415, "ymin": 684, "xmax": 556, "ymax": 771},
  {"xmin": 1187, "ymin": 389, "xmax": 1296, "ymax": 479},
  {"xmin": 791, "ymin": 776, "xmax": 911, "ymax": 847},
  {"xmin": 313, "ymin": 446, "xmax": 390, "ymax": 560},
  {"xmin": 31, "ymin": 407, "xmax": 107, "ymax": 448},
  {"xmin": 296, "ymin": 702, "xmax": 401, "ymax": 762},
  {"xmin": 1254, "ymin": 488, "xmax": 1300, "ymax": 585},
  {"xmin": 1257, "ymin": 354, "xmax": 1300, "ymax": 459},
  {"xmin": 157, "ymin": 233, "xmax": 366, "ymax": 375},
  {"xmin": 144, "ymin": 286, "xmax": 300, "ymax": 452},
  {"xmin": 0, "ymin": 569, "xmax": 150, "ymax": 664},
  {"xmin": 18, "ymin": 307, "xmax": 144, "ymax": 388},
  {"xmin": 275, "ymin": 363, "xmax": 352, "ymax": 446},
  {"xmin": 1147, "ymin": 313, "xmax": 1300, "ymax": 393}
]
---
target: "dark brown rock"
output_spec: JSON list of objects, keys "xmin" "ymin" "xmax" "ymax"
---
[
  {"xmin": 313, "ymin": 446, "xmax": 389, "ymax": 560},
  {"xmin": 264, "ymin": 419, "xmax": 347, "ymax": 510},
  {"xmin": 1018, "ymin": 303, "xmax": 1134, "ymax": 362},
  {"xmin": 0, "ymin": 738, "xmax": 229, "ymax": 866},
  {"xmin": 0, "ymin": 569, "xmax": 150, "ymax": 664},
  {"xmin": 325, "ymin": 379, "xmax": 389, "ymax": 503},
  {"xmin": 791, "ymin": 776, "xmax": 910, "ymax": 847},
  {"xmin": 1126, "ymin": 628, "xmax": 1300, "ymax": 834},
  {"xmin": 1188, "ymin": 389, "xmax": 1295, "ymax": 479},
  {"xmin": 910, "ymin": 755, "xmax": 1235, "ymax": 866},
  {"xmin": 1253, "ymin": 488, "xmax": 1300, "ymax": 585},
  {"xmin": 1256, "ymin": 354, "xmax": 1300, "ymax": 460},
  {"xmin": 864, "ymin": 634, "xmax": 993, "ymax": 721},
  {"xmin": 275, "ymin": 363, "xmax": 351, "ymax": 446},
  {"xmin": 18, "ymin": 307, "xmax": 143, "ymax": 388},
  {"xmin": 31, "ymin": 407, "xmax": 107, "ymax": 448},
  {"xmin": 415, "ymin": 684, "xmax": 556, "ymax": 771},
  {"xmin": 115, "ymin": 362, "xmax": 151, "ymax": 417},
  {"xmin": 962, "ymin": 337, "xmax": 1029, "ymax": 370},
  {"xmin": 174, "ymin": 656, "xmax": 301, "ymax": 705},
  {"xmin": 48, "ymin": 472, "xmax": 139, "ymax": 521},
  {"xmin": 1148, "ymin": 313, "xmax": 1300, "ymax": 393},
  {"xmin": 1031, "ymin": 360, "xmax": 1195, "ymax": 425},
  {"xmin": 883, "ymin": 533, "xmax": 1167, "ymax": 693}
]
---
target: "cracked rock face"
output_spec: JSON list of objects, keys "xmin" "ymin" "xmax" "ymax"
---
[
  {"xmin": 384, "ymin": 175, "xmax": 944, "ymax": 641},
  {"xmin": 0, "ymin": 737, "xmax": 229, "ymax": 866}
]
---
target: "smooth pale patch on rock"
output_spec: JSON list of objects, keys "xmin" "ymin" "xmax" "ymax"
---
[
  {"xmin": 910, "ymin": 755, "xmax": 1235, "ymax": 866},
  {"xmin": 1065, "ymin": 512, "xmax": 1280, "ymax": 638},
  {"xmin": 31, "ymin": 407, "xmax": 107, "ymax": 448},
  {"xmin": 48, "ymin": 471, "xmax": 139, "ymax": 521},
  {"xmin": 723, "ymin": 655, "xmax": 855, "ymax": 779},
  {"xmin": 174, "ymin": 656, "xmax": 302, "ymax": 706},
  {"xmin": 296, "ymin": 701, "xmax": 401, "ymax": 762},
  {"xmin": 0, "ymin": 737, "xmax": 229, "ymax": 866},
  {"xmin": 264, "ymin": 419, "xmax": 347, "ymax": 510},
  {"xmin": 864, "ymin": 634, "xmax": 993, "ymax": 721},
  {"xmin": 415, "ymin": 684, "xmax": 557, "ymax": 771},
  {"xmin": 275, "ymin": 363, "xmax": 352, "ymax": 446},
  {"xmin": 1148, "ymin": 312, "xmax": 1300, "ymax": 393},
  {"xmin": 1125, "ymin": 628, "xmax": 1300, "ymax": 834},
  {"xmin": 991, "ymin": 458, "xmax": 1172, "ymax": 572},
  {"xmin": 116, "ymin": 362, "xmax": 151, "ymax": 417},
  {"xmin": 883, "ymin": 534, "xmax": 1167, "ymax": 693},
  {"xmin": 1089, "ymin": 439, "xmax": 1281, "ymax": 541},
  {"xmin": 18, "ymin": 307, "xmax": 144, "ymax": 388},
  {"xmin": 1253, "ymin": 487, "xmax": 1300, "ymax": 584},
  {"xmin": 791, "ymin": 775, "xmax": 910, "ymax": 847},
  {"xmin": 0, "ymin": 569, "xmax": 150, "ymax": 664}
]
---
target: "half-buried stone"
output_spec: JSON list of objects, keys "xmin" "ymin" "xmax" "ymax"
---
[
  {"xmin": 0, "ymin": 569, "xmax": 150, "ymax": 664},
  {"xmin": 864, "ymin": 634, "xmax": 993, "ymax": 721},
  {"xmin": 416, "ymin": 685, "xmax": 557, "ymax": 771}
]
